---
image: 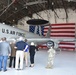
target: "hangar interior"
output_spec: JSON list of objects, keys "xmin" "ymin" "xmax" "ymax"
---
[
  {"xmin": 0, "ymin": 0, "xmax": 76, "ymax": 25},
  {"xmin": 0, "ymin": 0, "xmax": 76, "ymax": 75},
  {"xmin": 0, "ymin": 0, "xmax": 76, "ymax": 51}
]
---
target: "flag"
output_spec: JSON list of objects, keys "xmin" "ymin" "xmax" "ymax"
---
[
  {"xmin": 50, "ymin": 23, "xmax": 75, "ymax": 38},
  {"xmin": 29, "ymin": 25, "xmax": 44, "ymax": 35},
  {"xmin": 29, "ymin": 23, "xmax": 76, "ymax": 51},
  {"xmin": 43, "ymin": 23, "xmax": 76, "ymax": 51},
  {"xmin": 43, "ymin": 26, "xmax": 49, "ymax": 36},
  {"xmin": 29, "ymin": 26, "xmax": 35, "ymax": 33}
]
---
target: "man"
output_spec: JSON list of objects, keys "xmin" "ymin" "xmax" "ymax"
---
[
  {"xmin": 24, "ymin": 39, "xmax": 29, "ymax": 67},
  {"xmin": 15, "ymin": 37, "xmax": 26, "ymax": 70},
  {"xmin": 0, "ymin": 37, "xmax": 11, "ymax": 72},
  {"xmin": 46, "ymin": 46, "xmax": 56, "ymax": 69}
]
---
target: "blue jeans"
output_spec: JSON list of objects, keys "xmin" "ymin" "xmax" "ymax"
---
[{"xmin": 0, "ymin": 55, "xmax": 8, "ymax": 71}]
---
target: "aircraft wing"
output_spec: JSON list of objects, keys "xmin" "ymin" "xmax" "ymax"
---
[
  {"xmin": 27, "ymin": 38, "xmax": 76, "ymax": 46},
  {"xmin": 50, "ymin": 38, "xmax": 76, "ymax": 42}
]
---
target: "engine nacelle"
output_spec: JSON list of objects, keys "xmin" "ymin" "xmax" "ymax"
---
[{"xmin": 47, "ymin": 41, "xmax": 54, "ymax": 48}]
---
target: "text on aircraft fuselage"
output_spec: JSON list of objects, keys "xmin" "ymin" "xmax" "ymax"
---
[{"xmin": 2, "ymin": 28, "xmax": 25, "ymax": 37}]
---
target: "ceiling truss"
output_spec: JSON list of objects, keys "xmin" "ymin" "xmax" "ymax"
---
[{"xmin": 0, "ymin": 0, "xmax": 76, "ymax": 25}]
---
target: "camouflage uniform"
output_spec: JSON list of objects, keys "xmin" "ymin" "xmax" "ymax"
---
[{"xmin": 46, "ymin": 47, "xmax": 56, "ymax": 69}]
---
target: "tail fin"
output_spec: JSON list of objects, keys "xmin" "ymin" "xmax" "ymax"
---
[{"xmin": 45, "ymin": 25, "xmax": 51, "ymax": 38}]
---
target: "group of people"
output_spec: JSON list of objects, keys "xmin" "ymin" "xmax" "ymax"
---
[
  {"xmin": 0, "ymin": 36, "xmax": 56, "ymax": 72},
  {"xmin": 0, "ymin": 37, "xmax": 37, "ymax": 72}
]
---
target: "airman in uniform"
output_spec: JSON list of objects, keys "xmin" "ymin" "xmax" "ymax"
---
[{"xmin": 46, "ymin": 46, "xmax": 56, "ymax": 69}]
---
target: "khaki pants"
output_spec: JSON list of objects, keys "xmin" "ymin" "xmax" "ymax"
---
[
  {"xmin": 15, "ymin": 50, "xmax": 24, "ymax": 69},
  {"xmin": 48, "ymin": 57, "xmax": 54, "ymax": 65},
  {"xmin": 24, "ymin": 52, "xmax": 28, "ymax": 66},
  {"xmin": 46, "ymin": 57, "xmax": 54, "ymax": 69}
]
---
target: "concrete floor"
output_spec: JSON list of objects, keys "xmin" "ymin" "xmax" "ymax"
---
[{"xmin": 0, "ymin": 50, "xmax": 76, "ymax": 75}]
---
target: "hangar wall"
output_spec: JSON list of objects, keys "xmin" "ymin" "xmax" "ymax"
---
[
  {"xmin": 33, "ymin": 9, "xmax": 76, "ymax": 24},
  {"xmin": 17, "ymin": 9, "xmax": 76, "ymax": 31}
]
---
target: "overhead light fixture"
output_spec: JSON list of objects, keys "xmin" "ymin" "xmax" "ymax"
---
[
  {"xmin": 15, "ymin": 7, "xmax": 17, "ymax": 10},
  {"xmin": 3, "ymin": 22, "xmax": 5, "ymax": 24},
  {"xmin": 52, "ymin": 2, "xmax": 54, "ymax": 5},
  {"xmin": 25, "ymin": 6, "xmax": 27, "ymax": 9},
  {"xmin": 68, "ymin": 0, "xmax": 71, "ymax": 2},
  {"xmin": 68, "ymin": 0, "xmax": 76, "ymax": 2},
  {"xmin": 13, "ymin": 19, "xmax": 15, "ymax": 22}
]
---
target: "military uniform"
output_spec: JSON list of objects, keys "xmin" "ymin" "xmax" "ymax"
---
[{"xmin": 46, "ymin": 47, "xmax": 56, "ymax": 69}]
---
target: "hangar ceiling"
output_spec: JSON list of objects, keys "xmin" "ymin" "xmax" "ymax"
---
[{"xmin": 0, "ymin": 0, "xmax": 76, "ymax": 25}]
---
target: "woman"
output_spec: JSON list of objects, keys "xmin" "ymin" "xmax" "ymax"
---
[
  {"xmin": 9, "ymin": 40, "xmax": 16, "ymax": 68},
  {"xmin": 29, "ymin": 42, "xmax": 37, "ymax": 67}
]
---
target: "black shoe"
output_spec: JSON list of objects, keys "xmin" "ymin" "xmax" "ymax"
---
[
  {"xmin": 29, "ymin": 65, "xmax": 34, "ymax": 67},
  {"xmin": 9, "ymin": 66, "xmax": 12, "ymax": 68},
  {"xmin": 13, "ymin": 67, "xmax": 15, "ymax": 68},
  {"xmin": 29, "ymin": 65, "xmax": 31, "ymax": 67},
  {"xmin": 4, "ymin": 69, "xmax": 7, "ymax": 72}
]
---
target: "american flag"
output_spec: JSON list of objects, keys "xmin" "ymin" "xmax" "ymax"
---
[
  {"xmin": 29, "ymin": 25, "xmax": 44, "ymax": 35},
  {"xmin": 29, "ymin": 23, "xmax": 76, "ymax": 51},
  {"xmin": 44, "ymin": 23, "xmax": 76, "ymax": 51},
  {"xmin": 50, "ymin": 23, "xmax": 75, "ymax": 38}
]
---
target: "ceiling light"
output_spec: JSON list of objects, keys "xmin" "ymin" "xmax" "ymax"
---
[
  {"xmin": 15, "ymin": 7, "xmax": 17, "ymax": 10},
  {"xmin": 26, "ymin": 6, "xmax": 27, "ymax": 9},
  {"xmin": 13, "ymin": 19, "xmax": 15, "ymax": 22},
  {"xmin": 68, "ymin": 0, "xmax": 76, "ymax": 2},
  {"xmin": 3, "ymin": 22, "xmax": 5, "ymax": 24},
  {"xmin": 52, "ymin": 2, "xmax": 54, "ymax": 5}
]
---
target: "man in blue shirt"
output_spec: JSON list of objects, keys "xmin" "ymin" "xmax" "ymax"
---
[{"xmin": 15, "ymin": 37, "xmax": 26, "ymax": 70}]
